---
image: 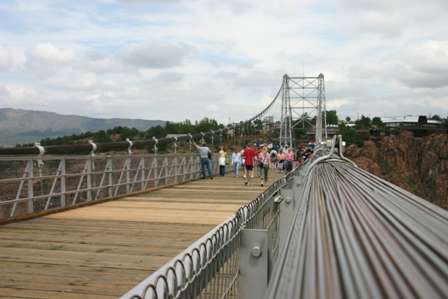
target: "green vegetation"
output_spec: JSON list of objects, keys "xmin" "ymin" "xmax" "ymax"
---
[
  {"xmin": 40, "ymin": 118, "xmax": 224, "ymax": 146},
  {"xmin": 338, "ymin": 124, "xmax": 363, "ymax": 147},
  {"xmin": 353, "ymin": 115, "xmax": 384, "ymax": 129},
  {"xmin": 371, "ymin": 116, "xmax": 384, "ymax": 128},
  {"xmin": 354, "ymin": 115, "xmax": 371, "ymax": 129},
  {"xmin": 294, "ymin": 127, "xmax": 307, "ymax": 140},
  {"xmin": 325, "ymin": 110, "xmax": 339, "ymax": 125}
]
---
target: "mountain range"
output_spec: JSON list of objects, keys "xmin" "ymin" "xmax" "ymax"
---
[{"xmin": 0, "ymin": 108, "xmax": 165, "ymax": 146}]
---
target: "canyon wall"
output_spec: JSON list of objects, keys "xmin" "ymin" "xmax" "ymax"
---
[{"xmin": 345, "ymin": 131, "xmax": 448, "ymax": 209}]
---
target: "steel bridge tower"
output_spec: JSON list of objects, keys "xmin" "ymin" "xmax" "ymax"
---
[{"xmin": 279, "ymin": 73, "xmax": 327, "ymax": 146}]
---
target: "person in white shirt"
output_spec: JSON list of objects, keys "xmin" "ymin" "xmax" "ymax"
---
[
  {"xmin": 218, "ymin": 146, "xmax": 227, "ymax": 176},
  {"xmin": 231, "ymin": 148, "xmax": 242, "ymax": 177}
]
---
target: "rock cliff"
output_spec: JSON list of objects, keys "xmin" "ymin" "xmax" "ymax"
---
[{"xmin": 345, "ymin": 131, "xmax": 448, "ymax": 209}]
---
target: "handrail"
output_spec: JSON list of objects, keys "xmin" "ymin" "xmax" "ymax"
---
[
  {"xmin": 0, "ymin": 129, "xmax": 226, "ymax": 156},
  {"xmin": 0, "ymin": 152, "xmax": 228, "ymax": 223},
  {"xmin": 121, "ymin": 171, "xmax": 292, "ymax": 299}
]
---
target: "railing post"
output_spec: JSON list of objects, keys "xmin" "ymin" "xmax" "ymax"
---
[
  {"xmin": 107, "ymin": 155, "xmax": 113, "ymax": 198},
  {"xmin": 60, "ymin": 159, "xmax": 66, "ymax": 208},
  {"xmin": 153, "ymin": 137, "xmax": 159, "ymax": 187},
  {"xmin": 87, "ymin": 140, "xmax": 97, "ymax": 201},
  {"xmin": 239, "ymin": 229, "xmax": 269, "ymax": 299},
  {"xmin": 200, "ymin": 132, "xmax": 205, "ymax": 145},
  {"xmin": 153, "ymin": 157, "xmax": 159, "ymax": 187},
  {"xmin": 126, "ymin": 138, "xmax": 134, "ymax": 194},
  {"xmin": 32, "ymin": 142, "xmax": 45, "ymax": 213},
  {"xmin": 140, "ymin": 157, "xmax": 145, "ymax": 191},
  {"xmin": 126, "ymin": 156, "xmax": 131, "ymax": 193},
  {"xmin": 173, "ymin": 136, "xmax": 178, "ymax": 154},
  {"xmin": 87, "ymin": 158, "xmax": 93, "ymax": 201},
  {"xmin": 164, "ymin": 157, "xmax": 168, "ymax": 185},
  {"xmin": 152, "ymin": 137, "xmax": 158, "ymax": 155},
  {"xmin": 27, "ymin": 159, "xmax": 34, "ymax": 214},
  {"xmin": 174, "ymin": 155, "xmax": 178, "ymax": 184},
  {"xmin": 188, "ymin": 133, "xmax": 193, "ymax": 152},
  {"xmin": 173, "ymin": 137, "xmax": 178, "ymax": 184}
]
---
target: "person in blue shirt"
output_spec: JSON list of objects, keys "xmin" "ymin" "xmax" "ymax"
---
[{"xmin": 193, "ymin": 142, "xmax": 213, "ymax": 179}]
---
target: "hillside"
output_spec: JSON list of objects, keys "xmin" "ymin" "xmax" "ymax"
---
[
  {"xmin": 0, "ymin": 108, "xmax": 165, "ymax": 146},
  {"xmin": 345, "ymin": 131, "xmax": 448, "ymax": 209}
]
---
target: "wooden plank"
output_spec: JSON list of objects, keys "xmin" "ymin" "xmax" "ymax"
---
[
  {"xmin": 0, "ymin": 288, "xmax": 116, "ymax": 299},
  {"xmin": 0, "ymin": 174, "xmax": 282, "ymax": 298},
  {"xmin": 0, "ymin": 261, "xmax": 152, "ymax": 280}
]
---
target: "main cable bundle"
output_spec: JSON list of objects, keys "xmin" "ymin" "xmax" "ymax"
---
[{"xmin": 267, "ymin": 144, "xmax": 448, "ymax": 299}]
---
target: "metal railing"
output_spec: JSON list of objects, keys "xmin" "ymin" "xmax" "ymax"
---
[
  {"xmin": 0, "ymin": 130, "xmax": 226, "ymax": 156},
  {"xmin": 0, "ymin": 128, "xmax": 235, "ymax": 222},
  {"xmin": 0, "ymin": 153, "xmax": 225, "ymax": 222},
  {"xmin": 121, "ymin": 167, "xmax": 292, "ymax": 299}
]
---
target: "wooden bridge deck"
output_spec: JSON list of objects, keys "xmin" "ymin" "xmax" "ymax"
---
[{"xmin": 0, "ymin": 174, "xmax": 280, "ymax": 299}]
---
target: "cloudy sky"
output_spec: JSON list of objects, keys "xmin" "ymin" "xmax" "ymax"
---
[{"xmin": 0, "ymin": 0, "xmax": 447, "ymax": 123}]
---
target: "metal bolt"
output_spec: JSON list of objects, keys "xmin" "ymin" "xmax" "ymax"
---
[{"xmin": 251, "ymin": 245, "xmax": 262, "ymax": 258}]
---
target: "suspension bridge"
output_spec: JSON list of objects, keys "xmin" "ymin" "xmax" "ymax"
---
[{"xmin": 0, "ymin": 74, "xmax": 447, "ymax": 299}]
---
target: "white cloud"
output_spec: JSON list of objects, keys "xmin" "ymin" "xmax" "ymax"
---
[
  {"xmin": 29, "ymin": 43, "xmax": 75, "ymax": 64},
  {"xmin": 121, "ymin": 41, "xmax": 191, "ymax": 69},
  {"xmin": 23, "ymin": 43, "xmax": 77, "ymax": 78},
  {"xmin": 0, "ymin": 45, "xmax": 26, "ymax": 71},
  {"xmin": 157, "ymin": 71, "xmax": 184, "ymax": 82},
  {"xmin": 0, "ymin": 0, "xmax": 447, "ymax": 123},
  {"xmin": 0, "ymin": 84, "xmax": 40, "ymax": 107}
]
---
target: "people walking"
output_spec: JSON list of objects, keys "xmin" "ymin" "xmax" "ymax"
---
[
  {"xmin": 255, "ymin": 146, "xmax": 262, "ymax": 178},
  {"xmin": 218, "ymin": 146, "xmax": 226, "ymax": 176},
  {"xmin": 258, "ymin": 146, "xmax": 271, "ymax": 186},
  {"xmin": 231, "ymin": 148, "xmax": 242, "ymax": 177},
  {"xmin": 270, "ymin": 148, "xmax": 277, "ymax": 168},
  {"xmin": 277, "ymin": 150, "xmax": 286, "ymax": 172},
  {"xmin": 242, "ymin": 144, "xmax": 256, "ymax": 186},
  {"xmin": 286, "ymin": 147, "xmax": 294, "ymax": 172},
  {"xmin": 193, "ymin": 142, "xmax": 213, "ymax": 179}
]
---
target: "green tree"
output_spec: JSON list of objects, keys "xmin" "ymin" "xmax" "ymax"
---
[
  {"xmin": 253, "ymin": 119, "xmax": 263, "ymax": 130},
  {"xmin": 325, "ymin": 110, "xmax": 338, "ymax": 125},
  {"xmin": 92, "ymin": 130, "xmax": 112, "ymax": 142},
  {"xmin": 431, "ymin": 114, "xmax": 442, "ymax": 121},
  {"xmin": 194, "ymin": 118, "xmax": 221, "ymax": 133},
  {"xmin": 355, "ymin": 115, "xmax": 371, "ymax": 129},
  {"xmin": 371, "ymin": 117, "xmax": 384, "ymax": 128},
  {"xmin": 293, "ymin": 127, "xmax": 307, "ymax": 140},
  {"xmin": 145, "ymin": 126, "xmax": 167, "ymax": 139}
]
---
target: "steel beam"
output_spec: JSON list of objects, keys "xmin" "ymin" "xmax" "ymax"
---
[{"xmin": 239, "ymin": 229, "xmax": 269, "ymax": 299}]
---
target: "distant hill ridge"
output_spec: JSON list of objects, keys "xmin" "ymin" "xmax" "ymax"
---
[{"xmin": 0, "ymin": 108, "xmax": 165, "ymax": 146}]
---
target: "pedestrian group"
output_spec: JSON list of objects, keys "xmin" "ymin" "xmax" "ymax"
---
[{"xmin": 194, "ymin": 141, "xmax": 314, "ymax": 186}]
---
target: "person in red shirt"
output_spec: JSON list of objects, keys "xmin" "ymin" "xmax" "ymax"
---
[{"xmin": 242, "ymin": 144, "xmax": 256, "ymax": 186}]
